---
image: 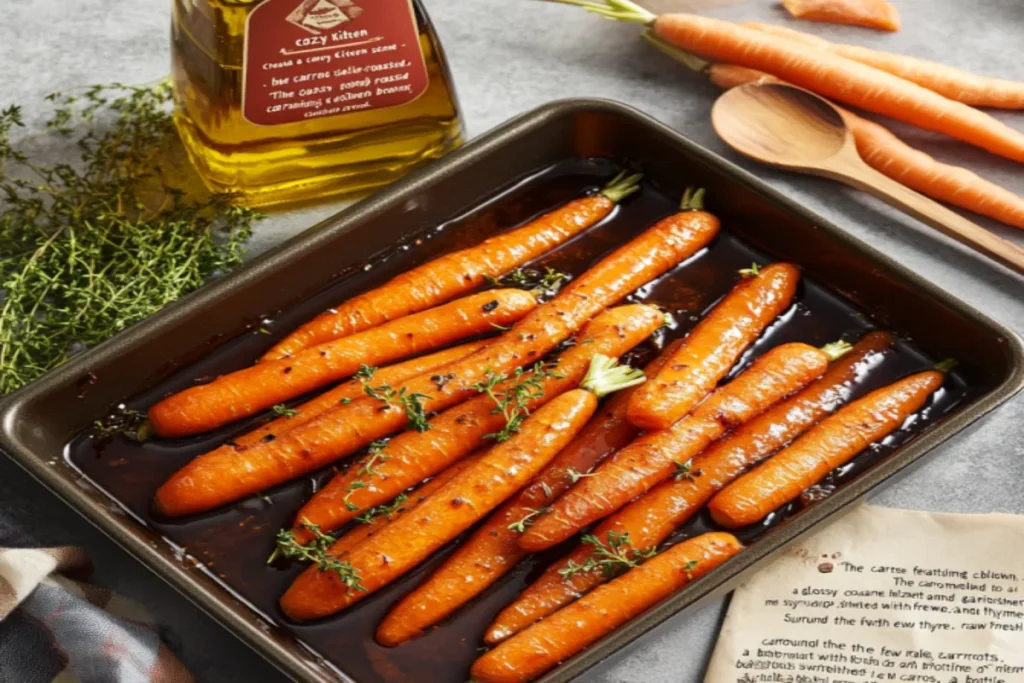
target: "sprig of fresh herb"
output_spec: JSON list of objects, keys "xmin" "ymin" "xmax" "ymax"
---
[
  {"xmin": 672, "ymin": 459, "xmax": 702, "ymax": 482},
  {"xmin": 91, "ymin": 406, "xmax": 151, "ymax": 442},
  {"xmin": 272, "ymin": 404, "xmax": 298, "ymax": 418},
  {"xmin": 558, "ymin": 531, "xmax": 656, "ymax": 581},
  {"xmin": 473, "ymin": 362, "xmax": 563, "ymax": 442},
  {"xmin": 564, "ymin": 467, "xmax": 596, "ymax": 484},
  {"xmin": 507, "ymin": 507, "xmax": 548, "ymax": 534},
  {"xmin": 0, "ymin": 83, "xmax": 259, "ymax": 394},
  {"xmin": 354, "ymin": 492, "xmax": 408, "ymax": 525},
  {"xmin": 484, "ymin": 267, "xmax": 570, "ymax": 299},
  {"xmin": 359, "ymin": 368, "xmax": 432, "ymax": 432},
  {"xmin": 739, "ymin": 263, "xmax": 762, "ymax": 277},
  {"xmin": 272, "ymin": 521, "xmax": 365, "ymax": 592},
  {"xmin": 343, "ymin": 440, "xmax": 391, "ymax": 511}
]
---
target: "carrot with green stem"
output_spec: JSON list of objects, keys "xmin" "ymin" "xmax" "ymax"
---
[
  {"xmin": 374, "ymin": 339, "xmax": 682, "ymax": 646},
  {"xmin": 153, "ymin": 192, "xmax": 718, "ymax": 518},
  {"xmin": 547, "ymin": 0, "xmax": 1024, "ymax": 163},
  {"xmin": 470, "ymin": 532, "xmax": 742, "ymax": 683},
  {"xmin": 486, "ymin": 331, "xmax": 889, "ymax": 643},
  {"xmin": 745, "ymin": 22, "xmax": 1024, "ymax": 109},
  {"xmin": 148, "ymin": 290, "xmax": 536, "ymax": 438},
  {"xmin": 285, "ymin": 304, "xmax": 663, "ymax": 545},
  {"xmin": 234, "ymin": 342, "xmax": 486, "ymax": 448},
  {"xmin": 262, "ymin": 172, "xmax": 642, "ymax": 362},
  {"xmin": 278, "ymin": 355, "xmax": 647, "ymax": 621},
  {"xmin": 643, "ymin": 36, "xmax": 1024, "ymax": 231},
  {"xmin": 627, "ymin": 262, "xmax": 799, "ymax": 430},
  {"xmin": 519, "ymin": 341, "xmax": 850, "ymax": 552},
  {"xmin": 709, "ymin": 362, "xmax": 951, "ymax": 528}
]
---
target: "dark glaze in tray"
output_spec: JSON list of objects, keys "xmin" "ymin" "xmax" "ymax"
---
[{"xmin": 1, "ymin": 101, "xmax": 1021, "ymax": 683}]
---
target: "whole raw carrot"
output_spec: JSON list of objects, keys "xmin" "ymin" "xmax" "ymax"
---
[
  {"xmin": 153, "ymin": 197, "xmax": 719, "ymax": 517},
  {"xmin": 519, "ymin": 341, "xmax": 836, "ymax": 552},
  {"xmin": 554, "ymin": 1, "xmax": 1024, "ymax": 163},
  {"xmin": 709, "ymin": 366, "xmax": 948, "ymax": 528},
  {"xmin": 470, "ymin": 533, "xmax": 742, "ymax": 683},
  {"xmin": 487, "ymin": 332, "xmax": 889, "ymax": 641},
  {"xmin": 781, "ymin": 0, "xmax": 900, "ymax": 32},
  {"xmin": 374, "ymin": 341, "xmax": 682, "ymax": 646},
  {"xmin": 234, "ymin": 342, "xmax": 485, "ymax": 448},
  {"xmin": 148, "ymin": 290, "xmax": 536, "ymax": 438},
  {"xmin": 278, "ymin": 357, "xmax": 647, "ymax": 621},
  {"xmin": 627, "ymin": 262, "xmax": 799, "ymax": 430},
  {"xmin": 746, "ymin": 22, "xmax": 1024, "ymax": 109},
  {"xmin": 286, "ymin": 305, "xmax": 662, "ymax": 544},
  {"xmin": 261, "ymin": 173, "xmax": 642, "ymax": 361}
]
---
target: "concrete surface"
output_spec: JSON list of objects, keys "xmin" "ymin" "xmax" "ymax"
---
[{"xmin": 0, "ymin": 0, "xmax": 1022, "ymax": 681}]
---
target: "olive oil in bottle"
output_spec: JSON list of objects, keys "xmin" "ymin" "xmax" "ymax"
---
[{"xmin": 171, "ymin": 0, "xmax": 464, "ymax": 206}]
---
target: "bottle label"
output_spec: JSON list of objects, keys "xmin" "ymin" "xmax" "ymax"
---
[{"xmin": 241, "ymin": 0, "xmax": 429, "ymax": 126}]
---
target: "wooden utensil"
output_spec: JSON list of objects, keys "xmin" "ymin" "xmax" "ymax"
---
[{"xmin": 711, "ymin": 82, "xmax": 1024, "ymax": 275}]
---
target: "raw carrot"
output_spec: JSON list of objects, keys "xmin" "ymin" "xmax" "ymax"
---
[
  {"xmin": 470, "ymin": 533, "xmax": 742, "ymax": 683},
  {"xmin": 519, "ymin": 341, "xmax": 837, "ymax": 552},
  {"xmin": 781, "ymin": 0, "xmax": 900, "ymax": 32},
  {"xmin": 487, "ymin": 332, "xmax": 890, "ymax": 641},
  {"xmin": 709, "ymin": 366, "xmax": 948, "ymax": 528},
  {"xmin": 554, "ymin": 1, "xmax": 1024, "ymax": 163},
  {"xmin": 278, "ymin": 357, "xmax": 647, "ymax": 621},
  {"xmin": 153, "ymin": 196, "xmax": 719, "ymax": 518},
  {"xmin": 746, "ymin": 22, "xmax": 1024, "ymax": 109},
  {"xmin": 286, "ymin": 304, "xmax": 663, "ymax": 544},
  {"xmin": 261, "ymin": 173, "xmax": 642, "ymax": 361},
  {"xmin": 627, "ymin": 262, "xmax": 799, "ymax": 430},
  {"xmin": 234, "ymin": 342, "xmax": 485, "ymax": 448},
  {"xmin": 374, "ymin": 341, "xmax": 682, "ymax": 646},
  {"xmin": 148, "ymin": 290, "xmax": 536, "ymax": 438}
]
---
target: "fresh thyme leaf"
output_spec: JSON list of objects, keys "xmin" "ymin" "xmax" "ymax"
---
[
  {"xmin": 360, "ymin": 374, "xmax": 432, "ymax": 432},
  {"xmin": 564, "ymin": 467, "xmax": 595, "ymax": 484},
  {"xmin": 354, "ymin": 492, "xmax": 408, "ymax": 524},
  {"xmin": 343, "ymin": 444, "xmax": 391, "ymax": 512},
  {"xmin": 672, "ymin": 459, "xmax": 702, "ymax": 482},
  {"xmin": 507, "ymin": 507, "xmax": 548, "ymax": 534},
  {"xmin": 273, "ymin": 522, "xmax": 365, "ymax": 591},
  {"xmin": 473, "ymin": 361, "xmax": 560, "ymax": 442},
  {"xmin": 739, "ymin": 263, "xmax": 762, "ymax": 277},
  {"xmin": 485, "ymin": 267, "xmax": 570, "ymax": 299},
  {"xmin": 271, "ymin": 404, "xmax": 298, "ymax": 418},
  {"xmin": 343, "ymin": 480, "xmax": 368, "ymax": 511},
  {"xmin": 91, "ymin": 406, "xmax": 150, "ymax": 442},
  {"xmin": 354, "ymin": 364, "xmax": 377, "ymax": 382},
  {"xmin": 0, "ymin": 83, "xmax": 258, "ymax": 394},
  {"xmin": 559, "ymin": 531, "xmax": 656, "ymax": 581}
]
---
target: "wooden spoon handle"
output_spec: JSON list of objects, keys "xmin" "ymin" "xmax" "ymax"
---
[{"xmin": 827, "ymin": 157, "xmax": 1024, "ymax": 275}]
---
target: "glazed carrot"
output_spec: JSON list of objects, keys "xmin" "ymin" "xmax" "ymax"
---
[
  {"xmin": 519, "ymin": 341, "xmax": 838, "ymax": 552},
  {"xmin": 709, "ymin": 367, "xmax": 948, "ymax": 528},
  {"xmin": 153, "ymin": 196, "xmax": 719, "ymax": 517},
  {"xmin": 279, "ymin": 358, "xmax": 647, "ymax": 621},
  {"xmin": 746, "ymin": 22, "xmax": 1024, "ymax": 109},
  {"xmin": 470, "ymin": 533, "xmax": 742, "ymax": 683},
  {"xmin": 261, "ymin": 173, "xmax": 642, "ymax": 361},
  {"xmin": 627, "ymin": 262, "xmax": 799, "ymax": 430},
  {"xmin": 703, "ymin": 64, "xmax": 1024, "ymax": 230},
  {"xmin": 555, "ymin": 2, "xmax": 1024, "ymax": 163},
  {"xmin": 286, "ymin": 305, "xmax": 663, "ymax": 544},
  {"xmin": 148, "ymin": 290, "xmax": 536, "ymax": 438},
  {"xmin": 374, "ymin": 341, "xmax": 682, "ymax": 646},
  {"xmin": 781, "ymin": 0, "xmax": 900, "ymax": 32},
  {"xmin": 487, "ymin": 332, "xmax": 890, "ymax": 642},
  {"xmin": 234, "ymin": 342, "xmax": 485, "ymax": 448}
]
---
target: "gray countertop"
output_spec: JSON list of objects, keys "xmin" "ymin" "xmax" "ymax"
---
[{"xmin": 1, "ymin": 1, "xmax": 1022, "ymax": 681}]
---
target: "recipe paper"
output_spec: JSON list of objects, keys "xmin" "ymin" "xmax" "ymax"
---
[{"xmin": 705, "ymin": 505, "xmax": 1024, "ymax": 683}]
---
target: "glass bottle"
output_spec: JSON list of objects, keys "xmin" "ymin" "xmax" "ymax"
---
[{"xmin": 171, "ymin": 0, "xmax": 464, "ymax": 207}]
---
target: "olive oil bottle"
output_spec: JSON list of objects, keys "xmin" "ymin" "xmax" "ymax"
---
[{"xmin": 171, "ymin": 0, "xmax": 464, "ymax": 206}]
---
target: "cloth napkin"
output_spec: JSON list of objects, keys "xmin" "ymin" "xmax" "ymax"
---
[{"xmin": 0, "ymin": 546, "xmax": 194, "ymax": 683}]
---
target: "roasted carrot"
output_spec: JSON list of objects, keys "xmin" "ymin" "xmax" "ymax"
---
[
  {"xmin": 709, "ymin": 366, "xmax": 948, "ymax": 528},
  {"xmin": 746, "ymin": 22, "xmax": 1024, "ymax": 109},
  {"xmin": 627, "ymin": 262, "xmax": 799, "ymax": 430},
  {"xmin": 781, "ymin": 0, "xmax": 900, "ymax": 32},
  {"xmin": 153, "ymin": 196, "xmax": 719, "ymax": 518},
  {"xmin": 552, "ymin": 1, "xmax": 1024, "ymax": 163},
  {"xmin": 519, "ymin": 341, "xmax": 841, "ymax": 552},
  {"xmin": 148, "ymin": 290, "xmax": 536, "ymax": 438},
  {"xmin": 471, "ymin": 533, "xmax": 742, "ymax": 683},
  {"xmin": 488, "ymin": 332, "xmax": 889, "ymax": 641},
  {"xmin": 286, "ymin": 304, "xmax": 662, "ymax": 544},
  {"xmin": 234, "ymin": 342, "xmax": 485, "ymax": 448},
  {"xmin": 374, "ymin": 341, "xmax": 682, "ymax": 646},
  {"xmin": 261, "ymin": 173, "xmax": 642, "ymax": 361},
  {"xmin": 278, "ymin": 357, "xmax": 647, "ymax": 621}
]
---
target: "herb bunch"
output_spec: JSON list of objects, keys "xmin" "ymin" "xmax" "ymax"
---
[
  {"xmin": 0, "ymin": 83, "xmax": 259, "ymax": 393},
  {"xmin": 474, "ymin": 361, "xmax": 563, "ymax": 442},
  {"xmin": 272, "ymin": 521, "xmax": 365, "ymax": 592},
  {"xmin": 559, "ymin": 531, "xmax": 657, "ymax": 580}
]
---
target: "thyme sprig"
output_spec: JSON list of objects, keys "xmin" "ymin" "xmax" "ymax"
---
[
  {"xmin": 473, "ymin": 361, "xmax": 563, "ymax": 442},
  {"xmin": 0, "ymin": 83, "xmax": 258, "ymax": 393},
  {"xmin": 354, "ymin": 492, "xmax": 409, "ymax": 525},
  {"xmin": 272, "ymin": 521, "xmax": 365, "ymax": 592},
  {"xmin": 484, "ymin": 267, "xmax": 570, "ymax": 300},
  {"xmin": 507, "ymin": 507, "xmax": 548, "ymax": 534},
  {"xmin": 564, "ymin": 467, "xmax": 596, "ymax": 484},
  {"xmin": 558, "ymin": 531, "xmax": 656, "ymax": 581},
  {"xmin": 358, "ymin": 366, "xmax": 432, "ymax": 432},
  {"xmin": 672, "ymin": 458, "xmax": 702, "ymax": 482},
  {"xmin": 272, "ymin": 404, "xmax": 298, "ymax": 418},
  {"xmin": 343, "ymin": 439, "xmax": 391, "ymax": 511}
]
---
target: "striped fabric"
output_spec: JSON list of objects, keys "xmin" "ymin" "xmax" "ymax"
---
[{"xmin": 0, "ymin": 546, "xmax": 194, "ymax": 683}]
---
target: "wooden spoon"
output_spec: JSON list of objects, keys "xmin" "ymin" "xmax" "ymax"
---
[{"xmin": 711, "ymin": 82, "xmax": 1024, "ymax": 275}]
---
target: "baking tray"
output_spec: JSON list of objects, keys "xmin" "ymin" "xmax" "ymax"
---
[{"xmin": 1, "ymin": 99, "xmax": 1022, "ymax": 683}]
